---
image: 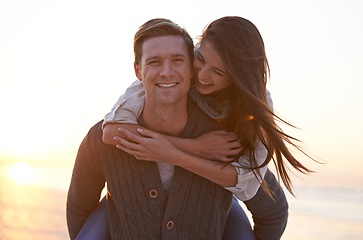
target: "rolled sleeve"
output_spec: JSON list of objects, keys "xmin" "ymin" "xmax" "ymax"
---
[
  {"xmin": 224, "ymin": 140, "xmax": 268, "ymax": 201},
  {"xmin": 103, "ymin": 80, "xmax": 145, "ymax": 128}
]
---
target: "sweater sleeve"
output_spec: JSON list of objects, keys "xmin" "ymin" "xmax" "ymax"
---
[
  {"xmin": 243, "ymin": 169, "xmax": 289, "ymax": 240},
  {"xmin": 66, "ymin": 121, "xmax": 106, "ymax": 240}
]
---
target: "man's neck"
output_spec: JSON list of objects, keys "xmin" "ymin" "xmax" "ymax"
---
[{"xmin": 142, "ymin": 101, "xmax": 188, "ymax": 136}]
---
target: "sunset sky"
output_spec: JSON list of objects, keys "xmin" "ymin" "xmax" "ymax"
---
[{"xmin": 1, "ymin": 0, "xmax": 363, "ymax": 189}]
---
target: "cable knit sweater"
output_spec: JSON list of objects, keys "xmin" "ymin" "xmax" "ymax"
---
[{"xmin": 67, "ymin": 99, "xmax": 232, "ymax": 239}]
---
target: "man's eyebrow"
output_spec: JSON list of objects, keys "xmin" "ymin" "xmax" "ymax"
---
[
  {"xmin": 166, "ymin": 53, "xmax": 189, "ymax": 60},
  {"xmin": 145, "ymin": 53, "xmax": 188, "ymax": 61},
  {"xmin": 145, "ymin": 56, "xmax": 159, "ymax": 60},
  {"xmin": 173, "ymin": 53, "xmax": 188, "ymax": 57}
]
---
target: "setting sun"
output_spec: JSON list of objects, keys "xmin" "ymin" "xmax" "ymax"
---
[{"xmin": 7, "ymin": 162, "xmax": 35, "ymax": 185}]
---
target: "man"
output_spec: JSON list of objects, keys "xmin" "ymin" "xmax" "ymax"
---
[{"xmin": 67, "ymin": 18, "xmax": 237, "ymax": 239}]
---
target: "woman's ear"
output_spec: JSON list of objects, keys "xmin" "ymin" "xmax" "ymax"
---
[{"xmin": 134, "ymin": 62, "xmax": 142, "ymax": 80}]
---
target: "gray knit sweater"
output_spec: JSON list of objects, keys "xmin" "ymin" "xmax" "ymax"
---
[{"xmin": 67, "ymin": 99, "xmax": 232, "ymax": 239}]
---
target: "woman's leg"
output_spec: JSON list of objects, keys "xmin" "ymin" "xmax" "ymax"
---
[
  {"xmin": 75, "ymin": 197, "xmax": 110, "ymax": 240},
  {"xmin": 222, "ymin": 196, "xmax": 255, "ymax": 240}
]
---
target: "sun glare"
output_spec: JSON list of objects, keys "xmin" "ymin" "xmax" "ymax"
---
[{"xmin": 7, "ymin": 162, "xmax": 35, "ymax": 185}]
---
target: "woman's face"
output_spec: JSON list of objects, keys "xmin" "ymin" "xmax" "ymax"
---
[{"xmin": 193, "ymin": 40, "xmax": 232, "ymax": 95}]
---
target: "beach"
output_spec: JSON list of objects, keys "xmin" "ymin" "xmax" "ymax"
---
[
  {"xmin": 274, "ymin": 187, "xmax": 363, "ymax": 239},
  {"xmin": 1, "ymin": 164, "xmax": 362, "ymax": 240},
  {"xmin": 0, "ymin": 164, "xmax": 69, "ymax": 240}
]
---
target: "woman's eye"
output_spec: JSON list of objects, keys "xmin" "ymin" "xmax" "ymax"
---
[
  {"xmin": 214, "ymin": 69, "xmax": 224, "ymax": 76},
  {"xmin": 197, "ymin": 53, "xmax": 205, "ymax": 62}
]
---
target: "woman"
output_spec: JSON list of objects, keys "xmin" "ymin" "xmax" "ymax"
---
[{"xmin": 99, "ymin": 16, "xmax": 313, "ymax": 239}]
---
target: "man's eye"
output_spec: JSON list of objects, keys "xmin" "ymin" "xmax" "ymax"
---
[
  {"xmin": 148, "ymin": 60, "xmax": 160, "ymax": 65},
  {"xmin": 173, "ymin": 58, "xmax": 185, "ymax": 63}
]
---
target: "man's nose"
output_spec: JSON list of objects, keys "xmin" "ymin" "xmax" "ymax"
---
[{"xmin": 160, "ymin": 62, "xmax": 173, "ymax": 77}]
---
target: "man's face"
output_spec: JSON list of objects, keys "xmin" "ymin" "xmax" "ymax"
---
[{"xmin": 134, "ymin": 35, "xmax": 193, "ymax": 106}]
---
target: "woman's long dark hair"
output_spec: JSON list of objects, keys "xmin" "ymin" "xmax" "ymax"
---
[{"xmin": 201, "ymin": 16, "xmax": 315, "ymax": 196}]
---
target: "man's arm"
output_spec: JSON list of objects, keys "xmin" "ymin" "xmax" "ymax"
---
[
  {"xmin": 243, "ymin": 169, "xmax": 289, "ymax": 240},
  {"xmin": 67, "ymin": 122, "xmax": 106, "ymax": 239}
]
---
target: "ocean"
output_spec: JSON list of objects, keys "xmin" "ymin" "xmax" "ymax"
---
[{"xmin": 1, "ymin": 164, "xmax": 362, "ymax": 240}]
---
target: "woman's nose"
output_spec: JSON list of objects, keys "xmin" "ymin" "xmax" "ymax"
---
[{"xmin": 197, "ymin": 66, "xmax": 208, "ymax": 81}]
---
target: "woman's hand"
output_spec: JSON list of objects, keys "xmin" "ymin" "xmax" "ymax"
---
[
  {"xmin": 192, "ymin": 130, "xmax": 243, "ymax": 162},
  {"xmin": 114, "ymin": 128, "xmax": 238, "ymax": 187},
  {"xmin": 113, "ymin": 128, "xmax": 242, "ymax": 163},
  {"xmin": 113, "ymin": 127, "xmax": 180, "ymax": 162}
]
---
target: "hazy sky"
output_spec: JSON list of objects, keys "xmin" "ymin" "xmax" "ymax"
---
[{"xmin": 1, "ymin": 0, "xmax": 362, "ymax": 188}]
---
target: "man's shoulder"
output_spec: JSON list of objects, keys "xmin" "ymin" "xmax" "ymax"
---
[
  {"xmin": 183, "ymin": 98, "xmax": 224, "ymax": 138},
  {"xmin": 87, "ymin": 120, "xmax": 104, "ymax": 137},
  {"xmin": 187, "ymin": 97, "xmax": 212, "ymax": 121},
  {"xmin": 81, "ymin": 120, "xmax": 105, "ymax": 146},
  {"xmin": 188, "ymin": 98, "xmax": 222, "ymax": 126},
  {"xmin": 78, "ymin": 120, "xmax": 118, "ymax": 158}
]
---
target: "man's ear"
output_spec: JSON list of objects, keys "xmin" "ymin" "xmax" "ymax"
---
[{"xmin": 134, "ymin": 62, "xmax": 142, "ymax": 80}]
